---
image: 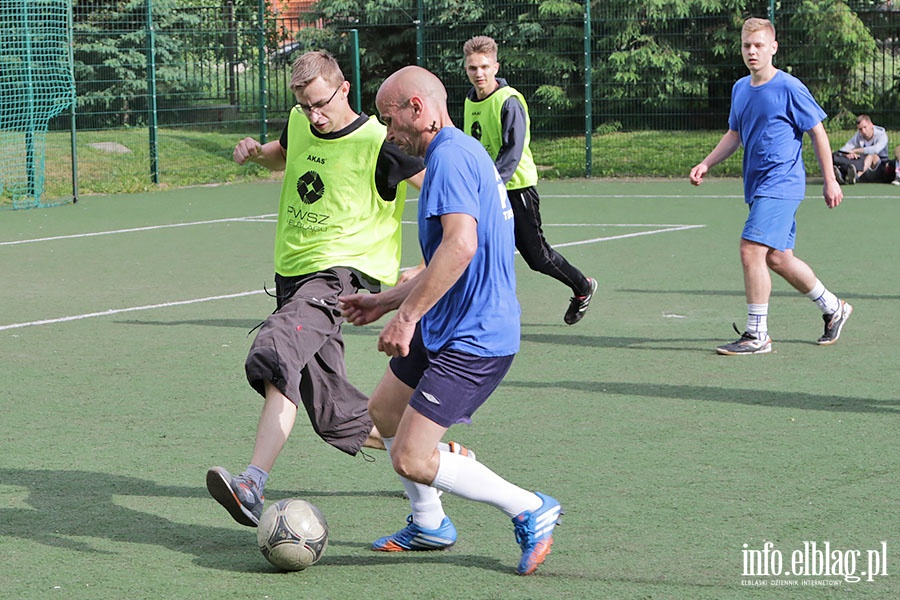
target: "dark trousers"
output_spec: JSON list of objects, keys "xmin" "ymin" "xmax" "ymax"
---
[
  {"xmin": 832, "ymin": 151, "xmax": 895, "ymax": 182},
  {"xmin": 507, "ymin": 186, "xmax": 590, "ymax": 296},
  {"xmin": 832, "ymin": 151, "xmax": 865, "ymax": 175}
]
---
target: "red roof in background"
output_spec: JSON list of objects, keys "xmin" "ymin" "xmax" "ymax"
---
[
  {"xmin": 271, "ymin": 0, "xmax": 321, "ymax": 36},
  {"xmin": 271, "ymin": 0, "xmax": 315, "ymax": 21}
]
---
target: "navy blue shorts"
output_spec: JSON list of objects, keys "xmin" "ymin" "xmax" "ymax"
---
[{"xmin": 390, "ymin": 325, "xmax": 515, "ymax": 428}]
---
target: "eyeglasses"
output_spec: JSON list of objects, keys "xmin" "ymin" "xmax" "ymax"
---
[{"xmin": 295, "ymin": 84, "xmax": 343, "ymax": 116}]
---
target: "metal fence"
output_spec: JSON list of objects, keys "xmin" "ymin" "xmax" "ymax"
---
[{"xmin": 25, "ymin": 0, "xmax": 900, "ymax": 205}]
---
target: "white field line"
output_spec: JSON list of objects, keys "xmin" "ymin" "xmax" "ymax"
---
[
  {"xmin": 1, "ymin": 215, "xmax": 702, "ymax": 331},
  {"xmin": 0, "ymin": 291, "xmax": 265, "ymax": 332},
  {"xmin": 0, "ymin": 214, "xmax": 277, "ymax": 247},
  {"xmin": 546, "ymin": 224, "xmax": 704, "ymax": 248}
]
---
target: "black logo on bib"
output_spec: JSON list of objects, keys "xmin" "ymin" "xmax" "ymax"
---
[
  {"xmin": 296, "ymin": 171, "xmax": 325, "ymax": 204},
  {"xmin": 470, "ymin": 121, "xmax": 482, "ymax": 141}
]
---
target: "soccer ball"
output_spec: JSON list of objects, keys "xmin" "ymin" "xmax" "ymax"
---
[{"xmin": 256, "ymin": 498, "xmax": 329, "ymax": 571}]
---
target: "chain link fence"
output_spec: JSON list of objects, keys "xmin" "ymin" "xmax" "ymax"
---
[{"xmin": 12, "ymin": 0, "xmax": 900, "ymax": 206}]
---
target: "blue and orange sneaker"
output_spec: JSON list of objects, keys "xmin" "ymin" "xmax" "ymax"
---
[
  {"xmin": 372, "ymin": 515, "xmax": 457, "ymax": 552},
  {"xmin": 512, "ymin": 492, "xmax": 562, "ymax": 575},
  {"xmin": 206, "ymin": 466, "xmax": 264, "ymax": 527}
]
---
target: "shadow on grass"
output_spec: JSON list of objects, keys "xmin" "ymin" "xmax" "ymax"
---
[
  {"xmin": 117, "ymin": 318, "xmax": 263, "ymax": 330},
  {"xmin": 520, "ymin": 330, "xmax": 863, "ymax": 350},
  {"xmin": 503, "ymin": 380, "xmax": 900, "ymax": 415},
  {"xmin": 0, "ymin": 469, "xmax": 513, "ymax": 574},
  {"xmin": 619, "ymin": 288, "xmax": 900, "ymax": 301},
  {"xmin": 116, "ymin": 319, "xmax": 383, "ymax": 338}
]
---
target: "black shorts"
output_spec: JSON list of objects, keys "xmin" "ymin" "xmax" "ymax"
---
[{"xmin": 244, "ymin": 268, "xmax": 372, "ymax": 455}]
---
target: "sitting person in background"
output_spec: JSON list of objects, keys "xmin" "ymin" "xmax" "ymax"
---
[{"xmin": 832, "ymin": 114, "xmax": 889, "ymax": 184}]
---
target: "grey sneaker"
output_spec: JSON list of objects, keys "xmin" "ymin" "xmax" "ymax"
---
[
  {"xmin": 832, "ymin": 165, "xmax": 845, "ymax": 185},
  {"xmin": 564, "ymin": 278, "xmax": 598, "ymax": 325},
  {"xmin": 206, "ymin": 467, "xmax": 264, "ymax": 527},
  {"xmin": 716, "ymin": 325, "xmax": 772, "ymax": 355},
  {"xmin": 817, "ymin": 300, "xmax": 853, "ymax": 345},
  {"xmin": 846, "ymin": 164, "xmax": 857, "ymax": 184}
]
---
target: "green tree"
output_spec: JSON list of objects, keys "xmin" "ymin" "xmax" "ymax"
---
[
  {"xmin": 784, "ymin": 0, "xmax": 876, "ymax": 120},
  {"xmin": 287, "ymin": 0, "xmax": 888, "ymax": 130},
  {"xmin": 297, "ymin": 0, "xmax": 585, "ymax": 129},
  {"xmin": 72, "ymin": 0, "xmax": 202, "ymax": 127}
]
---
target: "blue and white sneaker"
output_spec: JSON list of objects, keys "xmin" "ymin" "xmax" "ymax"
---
[
  {"xmin": 372, "ymin": 515, "xmax": 457, "ymax": 552},
  {"xmin": 512, "ymin": 492, "xmax": 562, "ymax": 575}
]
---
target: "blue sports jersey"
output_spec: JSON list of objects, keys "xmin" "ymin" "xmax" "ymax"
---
[
  {"xmin": 728, "ymin": 70, "xmax": 826, "ymax": 202},
  {"xmin": 418, "ymin": 127, "xmax": 520, "ymax": 356}
]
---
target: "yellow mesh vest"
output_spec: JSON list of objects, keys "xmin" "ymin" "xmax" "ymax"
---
[
  {"xmin": 464, "ymin": 85, "xmax": 538, "ymax": 190},
  {"xmin": 275, "ymin": 112, "xmax": 405, "ymax": 285}
]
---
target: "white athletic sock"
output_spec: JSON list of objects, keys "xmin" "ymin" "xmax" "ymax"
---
[
  {"xmin": 383, "ymin": 437, "xmax": 446, "ymax": 530},
  {"xmin": 805, "ymin": 279, "xmax": 840, "ymax": 315},
  {"xmin": 746, "ymin": 303, "xmax": 769, "ymax": 339},
  {"xmin": 431, "ymin": 451, "xmax": 541, "ymax": 518}
]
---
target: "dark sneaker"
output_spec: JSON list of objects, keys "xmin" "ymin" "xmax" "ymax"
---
[
  {"xmin": 817, "ymin": 300, "xmax": 853, "ymax": 345},
  {"xmin": 372, "ymin": 515, "xmax": 457, "ymax": 551},
  {"xmin": 832, "ymin": 165, "xmax": 845, "ymax": 185},
  {"xmin": 716, "ymin": 326, "xmax": 772, "ymax": 355},
  {"xmin": 846, "ymin": 164, "xmax": 857, "ymax": 184},
  {"xmin": 513, "ymin": 492, "xmax": 562, "ymax": 575},
  {"xmin": 206, "ymin": 466, "xmax": 264, "ymax": 527},
  {"xmin": 564, "ymin": 277, "xmax": 598, "ymax": 325}
]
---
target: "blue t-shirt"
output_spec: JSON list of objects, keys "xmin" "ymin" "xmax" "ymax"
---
[
  {"xmin": 728, "ymin": 70, "xmax": 826, "ymax": 202},
  {"xmin": 418, "ymin": 127, "xmax": 520, "ymax": 357}
]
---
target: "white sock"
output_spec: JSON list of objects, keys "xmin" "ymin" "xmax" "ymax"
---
[
  {"xmin": 431, "ymin": 451, "xmax": 541, "ymax": 518},
  {"xmin": 383, "ymin": 436, "xmax": 446, "ymax": 530},
  {"xmin": 805, "ymin": 279, "xmax": 840, "ymax": 315},
  {"xmin": 746, "ymin": 303, "xmax": 768, "ymax": 339}
]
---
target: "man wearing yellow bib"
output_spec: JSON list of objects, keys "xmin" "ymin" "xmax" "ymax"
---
[
  {"xmin": 205, "ymin": 51, "xmax": 434, "ymax": 527},
  {"xmin": 463, "ymin": 36, "xmax": 597, "ymax": 325}
]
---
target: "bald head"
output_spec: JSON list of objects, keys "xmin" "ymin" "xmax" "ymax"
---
[
  {"xmin": 377, "ymin": 65, "xmax": 447, "ymax": 109},
  {"xmin": 376, "ymin": 66, "xmax": 453, "ymax": 157}
]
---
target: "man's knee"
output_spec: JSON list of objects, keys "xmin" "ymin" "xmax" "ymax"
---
[
  {"xmin": 765, "ymin": 249, "xmax": 793, "ymax": 273},
  {"xmin": 389, "ymin": 447, "xmax": 434, "ymax": 484}
]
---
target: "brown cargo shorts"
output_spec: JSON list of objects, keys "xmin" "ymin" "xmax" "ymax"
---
[{"xmin": 245, "ymin": 268, "xmax": 373, "ymax": 455}]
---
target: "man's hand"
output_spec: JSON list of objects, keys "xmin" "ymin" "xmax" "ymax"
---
[
  {"xmin": 823, "ymin": 178, "xmax": 843, "ymax": 209},
  {"xmin": 233, "ymin": 137, "xmax": 263, "ymax": 165},
  {"xmin": 689, "ymin": 163, "xmax": 709, "ymax": 186},
  {"xmin": 339, "ymin": 293, "xmax": 388, "ymax": 326},
  {"xmin": 376, "ymin": 315, "xmax": 417, "ymax": 358}
]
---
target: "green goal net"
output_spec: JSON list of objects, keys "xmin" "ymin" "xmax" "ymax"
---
[{"xmin": 0, "ymin": 0, "xmax": 75, "ymax": 209}]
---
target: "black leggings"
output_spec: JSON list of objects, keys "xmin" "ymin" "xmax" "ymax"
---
[{"xmin": 507, "ymin": 186, "xmax": 590, "ymax": 296}]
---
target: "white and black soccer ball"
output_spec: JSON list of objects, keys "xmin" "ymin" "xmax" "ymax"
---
[{"xmin": 256, "ymin": 498, "xmax": 328, "ymax": 571}]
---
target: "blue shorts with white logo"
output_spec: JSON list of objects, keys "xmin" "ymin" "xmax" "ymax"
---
[{"xmin": 390, "ymin": 325, "xmax": 515, "ymax": 428}]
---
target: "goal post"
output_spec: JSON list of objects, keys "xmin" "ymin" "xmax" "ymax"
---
[{"xmin": 0, "ymin": 0, "xmax": 76, "ymax": 209}]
